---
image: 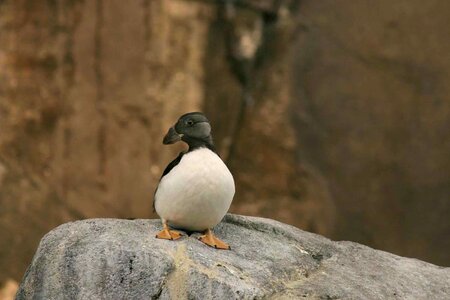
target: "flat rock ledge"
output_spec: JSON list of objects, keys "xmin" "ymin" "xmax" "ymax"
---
[{"xmin": 17, "ymin": 214, "xmax": 449, "ymax": 299}]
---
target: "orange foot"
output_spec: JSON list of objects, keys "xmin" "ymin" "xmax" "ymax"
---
[
  {"xmin": 156, "ymin": 229, "xmax": 182, "ymax": 240},
  {"xmin": 155, "ymin": 221, "xmax": 183, "ymax": 240},
  {"xmin": 198, "ymin": 229, "xmax": 230, "ymax": 250}
]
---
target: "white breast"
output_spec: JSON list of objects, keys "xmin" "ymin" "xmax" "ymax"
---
[{"xmin": 154, "ymin": 148, "xmax": 235, "ymax": 231}]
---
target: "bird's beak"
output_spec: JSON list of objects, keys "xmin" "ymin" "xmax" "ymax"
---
[{"xmin": 163, "ymin": 127, "xmax": 183, "ymax": 144}]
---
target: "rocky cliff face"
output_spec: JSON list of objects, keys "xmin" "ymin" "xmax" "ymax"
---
[
  {"xmin": 16, "ymin": 215, "xmax": 450, "ymax": 299},
  {"xmin": 0, "ymin": 0, "xmax": 212, "ymax": 282}
]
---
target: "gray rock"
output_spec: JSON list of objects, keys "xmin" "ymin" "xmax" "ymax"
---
[{"xmin": 16, "ymin": 214, "xmax": 450, "ymax": 299}]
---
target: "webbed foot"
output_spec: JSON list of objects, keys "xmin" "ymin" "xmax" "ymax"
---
[
  {"xmin": 156, "ymin": 229, "xmax": 182, "ymax": 240},
  {"xmin": 155, "ymin": 220, "xmax": 183, "ymax": 240},
  {"xmin": 198, "ymin": 229, "xmax": 230, "ymax": 250}
]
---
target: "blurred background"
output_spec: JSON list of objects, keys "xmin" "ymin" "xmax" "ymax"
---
[{"xmin": 1, "ymin": 0, "xmax": 450, "ymax": 295}]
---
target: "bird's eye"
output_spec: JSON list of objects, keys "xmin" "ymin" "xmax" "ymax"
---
[{"xmin": 186, "ymin": 120, "xmax": 194, "ymax": 126}]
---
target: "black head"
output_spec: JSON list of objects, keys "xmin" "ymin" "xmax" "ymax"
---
[{"xmin": 163, "ymin": 112, "xmax": 215, "ymax": 151}]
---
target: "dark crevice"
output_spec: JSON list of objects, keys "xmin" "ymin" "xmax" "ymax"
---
[
  {"xmin": 151, "ymin": 262, "xmax": 178, "ymax": 299},
  {"xmin": 152, "ymin": 276, "xmax": 169, "ymax": 300},
  {"xmin": 152, "ymin": 284, "xmax": 164, "ymax": 300},
  {"xmin": 186, "ymin": 0, "xmax": 282, "ymax": 15},
  {"xmin": 209, "ymin": 0, "xmax": 285, "ymax": 162},
  {"xmin": 128, "ymin": 255, "xmax": 135, "ymax": 274}
]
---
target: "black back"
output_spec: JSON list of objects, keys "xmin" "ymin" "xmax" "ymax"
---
[
  {"xmin": 160, "ymin": 151, "xmax": 185, "ymax": 179},
  {"xmin": 152, "ymin": 151, "xmax": 185, "ymax": 211}
]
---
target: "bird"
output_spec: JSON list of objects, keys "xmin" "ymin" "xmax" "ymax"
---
[{"xmin": 153, "ymin": 112, "xmax": 235, "ymax": 250}]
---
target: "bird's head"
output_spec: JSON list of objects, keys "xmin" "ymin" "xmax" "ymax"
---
[{"xmin": 163, "ymin": 112, "xmax": 214, "ymax": 150}]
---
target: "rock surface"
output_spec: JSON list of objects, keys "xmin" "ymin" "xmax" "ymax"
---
[{"xmin": 17, "ymin": 215, "xmax": 450, "ymax": 299}]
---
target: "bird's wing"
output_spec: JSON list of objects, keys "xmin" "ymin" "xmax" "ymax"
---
[{"xmin": 153, "ymin": 151, "xmax": 185, "ymax": 212}]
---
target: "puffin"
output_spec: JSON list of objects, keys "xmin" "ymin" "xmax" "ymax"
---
[{"xmin": 153, "ymin": 112, "xmax": 235, "ymax": 250}]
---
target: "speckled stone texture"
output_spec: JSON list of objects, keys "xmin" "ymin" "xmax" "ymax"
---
[{"xmin": 17, "ymin": 214, "xmax": 450, "ymax": 299}]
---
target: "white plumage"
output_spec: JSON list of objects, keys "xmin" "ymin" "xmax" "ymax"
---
[{"xmin": 155, "ymin": 148, "xmax": 235, "ymax": 231}]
